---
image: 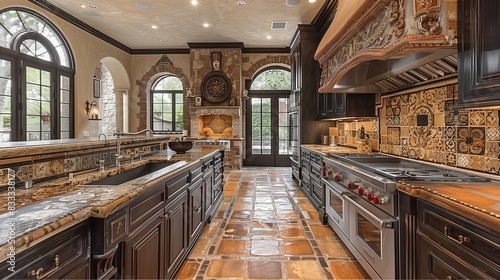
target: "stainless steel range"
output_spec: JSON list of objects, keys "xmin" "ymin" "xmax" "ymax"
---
[{"xmin": 322, "ymin": 153, "xmax": 490, "ymax": 280}]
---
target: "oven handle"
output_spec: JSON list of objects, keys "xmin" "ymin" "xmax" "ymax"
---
[
  {"xmin": 322, "ymin": 178, "xmax": 351, "ymax": 195},
  {"xmin": 344, "ymin": 195, "xmax": 397, "ymax": 229}
]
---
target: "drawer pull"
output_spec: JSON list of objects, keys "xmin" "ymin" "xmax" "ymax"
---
[
  {"xmin": 444, "ymin": 226, "xmax": 471, "ymax": 244},
  {"xmin": 27, "ymin": 255, "xmax": 59, "ymax": 279},
  {"xmin": 116, "ymin": 220, "xmax": 123, "ymax": 235},
  {"xmin": 195, "ymin": 205, "xmax": 202, "ymax": 213}
]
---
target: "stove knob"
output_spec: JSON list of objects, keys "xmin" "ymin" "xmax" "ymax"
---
[
  {"xmin": 373, "ymin": 195, "xmax": 385, "ymax": 205},
  {"xmin": 334, "ymin": 174, "xmax": 342, "ymax": 182},
  {"xmin": 357, "ymin": 187, "xmax": 364, "ymax": 196},
  {"xmin": 366, "ymin": 192, "xmax": 374, "ymax": 201},
  {"xmin": 347, "ymin": 181, "xmax": 357, "ymax": 189}
]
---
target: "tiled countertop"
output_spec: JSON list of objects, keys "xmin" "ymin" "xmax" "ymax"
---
[
  {"xmin": 0, "ymin": 146, "xmax": 223, "ymax": 262},
  {"xmin": 398, "ymin": 181, "xmax": 500, "ymax": 233}
]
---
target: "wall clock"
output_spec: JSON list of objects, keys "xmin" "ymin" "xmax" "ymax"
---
[{"xmin": 201, "ymin": 71, "xmax": 231, "ymax": 103}]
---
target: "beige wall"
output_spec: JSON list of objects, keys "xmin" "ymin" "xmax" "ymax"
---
[{"xmin": 2, "ymin": 0, "xmax": 131, "ymax": 138}]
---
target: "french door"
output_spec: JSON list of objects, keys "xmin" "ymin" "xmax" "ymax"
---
[{"xmin": 244, "ymin": 91, "xmax": 291, "ymax": 166}]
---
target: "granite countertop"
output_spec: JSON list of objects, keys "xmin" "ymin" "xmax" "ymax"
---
[
  {"xmin": 0, "ymin": 146, "xmax": 223, "ymax": 261},
  {"xmin": 398, "ymin": 181, "xmax": 500, "ymax": 233}
]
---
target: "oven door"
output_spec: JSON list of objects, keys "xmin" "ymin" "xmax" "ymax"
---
[
  {"xmin": 323, "ymin": 177, "xmax": 351, "ymax": 238},
  {"xmin": 345, "ymin": 195, "xmax": 397, "ymax": 280}
]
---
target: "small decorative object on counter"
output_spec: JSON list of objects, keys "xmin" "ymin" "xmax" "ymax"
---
[{"xmin": 229, "ymin": 97, "xmax": 236, "ymax": 106}]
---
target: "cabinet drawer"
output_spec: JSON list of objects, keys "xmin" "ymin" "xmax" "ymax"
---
[
  {"xmin": 311, "ymin": 153, "xmax": 322, "ymax": 165},
  {"xmin": 106, "ymin": 207, "xmax": 128, "ymax": 249},
  {"xmin": 190, "ymin": 163, "xmax": 203, "ymax": 183},
  {"xmin": 417, "ymin": 232, "xmax": 494, "ymax": 280},
  {"xmin": 1, "ymin": 222, "xmax": 89, "ymax": 279},
  {"xmin": 166, "ymin": 171, "xmax": 189, "ymax": 203},
  {"xmin": 418, "ymin": 200, "xmax": 500, "ymax": 277},
  {"xmin": 129, "ymin": 184, "xmax": 165, "ymax": 232}
]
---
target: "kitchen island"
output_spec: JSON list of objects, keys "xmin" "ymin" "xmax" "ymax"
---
[{"xmin": 0, "ymin": 140, "xmax": 225, "ymax": 279}]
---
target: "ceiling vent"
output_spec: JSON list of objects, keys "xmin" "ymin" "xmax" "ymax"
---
[{"xmin": 271, "ymin": 21, "xmax": 288, "ymax": 30}]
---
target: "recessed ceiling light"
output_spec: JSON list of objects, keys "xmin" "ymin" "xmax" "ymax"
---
[
  {"xmin": 135, "ymin": 2, "xmax": 151, "ymax": 10},
  {"xmin": 152, "ymin": 25, "xmax": 158, "ymax": 29},
  {"xmin": 266, "ymin": 35, "xmax": 272, "ymax": 40},
  {"xmin": 80, "ymin": 4, "xmax": 86, "ymax": 8},
  {"xmin": 191, "ymin": 0, "xmax": 198, "ymax": 6},
  {"xmin": 237, "ymin": 1, "xmax": 246, "ymax": 5},
  {"xmin": 309, "ymin": 0, "xmax": 316, "ymax": 2},
  {"xmin": 203, "ymin": 23, "xmax": 210, "ymax": 28}
]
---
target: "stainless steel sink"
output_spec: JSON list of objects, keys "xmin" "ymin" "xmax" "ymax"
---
[{"xmin": 88, "ymin": 162, "xmax": 176, "ymax": 185}]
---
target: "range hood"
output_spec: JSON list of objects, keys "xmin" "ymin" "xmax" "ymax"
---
[{"xmin": 315, "ymin": 0, "xmax": 458, "ymax": 94}]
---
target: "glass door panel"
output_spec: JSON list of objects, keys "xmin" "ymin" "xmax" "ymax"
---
[{"xmin": 0, "ymin": 58, "xmax": 12, "ymax": 142}]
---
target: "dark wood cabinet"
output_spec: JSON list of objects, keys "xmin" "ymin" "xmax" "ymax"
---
[
  {"xmin": 164, "ymin": 192, "xmax": 188, "ymax": 279},
  {"xmin": 457, "ymin": 0, "xmax": 500, "ymax": 108},
  {"xmin": 416, "ymin": 200, "xmax": 500, "ymax": 279},
  {"xmin": 300, "ymin": 148, "xmax": 327, "ymax": 224},
  {"xmin": 0, "ymin": 222, "xmax": 90, "ymax": 280},
  {"xmin": 290, "ymin": 25, "xmax": 331, "ymax": 144},
  {"xmin": 317, "ymin": 93, "xmax": 376, "ymax": 119},
  {"xmin": 122, "ymin": 214, "xmax": 164, "ymax": 280},
  {"xmin": 188, "ymin": 177, "xmax": 204, "ymax": 243}
]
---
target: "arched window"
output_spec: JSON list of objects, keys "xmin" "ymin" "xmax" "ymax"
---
[
  {"xmin": 0, "ymin": 8, "xmax": 75, "ymax": 141},
  {"xmin": 250, "ymin": 68, "xmax": 291, "ymax": 90},
  {"xmin": 150, "ymin": 75, "xmax": 183, "ymax": 132}
]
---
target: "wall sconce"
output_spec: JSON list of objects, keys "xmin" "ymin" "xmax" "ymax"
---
[
  {"xmin": 85, "ymin": 100, "xmax": 101, "ymax": 120},
  {"xmin": 186, "ymin": 88, "xmax": 195, "ymax": 98}
]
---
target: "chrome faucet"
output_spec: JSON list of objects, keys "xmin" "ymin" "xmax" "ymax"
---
[{"xmin": 113, "ymin": 129, "xmax": 154, "ymax": 168}]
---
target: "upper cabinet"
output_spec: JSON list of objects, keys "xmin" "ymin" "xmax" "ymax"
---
[
  {"xmin": 457, "ymin": 0, "xmax": 500, "ymax": 108},
  {"xmin": 317, "ymin": 93, "xmax": 376, "ymax": 119}
]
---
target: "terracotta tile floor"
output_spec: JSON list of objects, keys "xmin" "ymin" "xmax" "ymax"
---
[{"xmin": 176, "ymin": 167, "xmax": 370, "ymax": 280}]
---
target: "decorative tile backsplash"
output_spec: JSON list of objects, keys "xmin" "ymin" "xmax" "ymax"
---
[
  {"xmin": 337, "ymin": 119, "xmax": 379, "ymax": 150},
  {"xmin": 0, "ymin": 142, "xmax": 164, "ymax": 188},
  {"xmin": 379, "ymin": 83, "xmax": 500, "ymax": 175}
]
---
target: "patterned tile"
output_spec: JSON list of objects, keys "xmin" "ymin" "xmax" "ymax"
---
[
  {"xmin": 484, "ymin": 158, "xmax": 500, "ymax": 174},
  {"xmin": 485, "ymin": 111, "xmax": 499, "ymax": 126},
  {"xmin": 16, "ymin": 165, "xmax": 33, "ymax": 181},
  {"xmin": 469, "ymin": 155, "xmax": 485, "ymax": 170},
  {"xmin": 445, "ymin": 139, "xmax": 456, "ymax": 153},
  {"xmin": 446, "ymin": 153, "xmax": 456, "ymax": 165},
  {"xmin": 457, "ymin": 127, "xmax": 469, "ymax": 139},
  {"xmin": 387, "ymin": 127, "xmax": 401, "ymax": 145},
  {"xmin": 484, "ymin": 141, "xmax": 500, "ymax": 158},
  {"xmin": 445, "ymin": 112, "xmax": 455, "ymax": 126},
  {"xmin": 444, "ymin": 127, "xmax": 455, "ymax": 139},
  {"xmin": 457, "ymin": 112, "xmax": 469, "ymax": 126},
  {"xmin": 486, "ymin": 127, "xmax": 500, "ymax": 141},
  {"xmin": 456, "ymin": 154, "xmax": 470, "ymax": 168},
  {"xmin": 469, "ymin": 111, "xmax": 485, "ymax": 126}
]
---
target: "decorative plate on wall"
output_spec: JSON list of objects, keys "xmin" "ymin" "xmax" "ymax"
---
[{"xmin": 201, "ymin": 71, "xmax": 231, "ymax": 103}]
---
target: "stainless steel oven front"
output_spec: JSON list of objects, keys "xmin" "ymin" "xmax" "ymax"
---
[
  {"xmin": 323, "ymin": 177, "xmax": 351, "ymax": 238},
  {"xmin": 346, "ymin": 195, "xmax": 397, "ymax": 280}
]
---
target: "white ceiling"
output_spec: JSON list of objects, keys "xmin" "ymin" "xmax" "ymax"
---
[{"xmin": 46, "ymin": 0, "xmax": 327, "ymax": 49}]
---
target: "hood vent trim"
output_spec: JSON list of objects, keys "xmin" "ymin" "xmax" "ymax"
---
[{"xmin": 315, "ymin": 0, "xmax": 458, "ymax": 94}]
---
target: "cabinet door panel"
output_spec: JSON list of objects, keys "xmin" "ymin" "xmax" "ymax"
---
[
  {"xmin": 164, "ymin": 192, "xmax": 188, "ymax": 279},
  {"xmin": 122, "ymin": 215, "xmax": 164, "ymax": 280},
  {"xmin": 458, "ymin": 0, "xmax": 500, "ymax": 108},
  {"xmin": 189, "ymin": 179, "xmax": 204, "ymax": 243}
]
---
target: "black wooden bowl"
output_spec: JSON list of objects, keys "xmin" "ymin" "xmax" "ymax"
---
[{"xmin": 168, "ymin": 140, "xmax": 193, "ymax": 154}]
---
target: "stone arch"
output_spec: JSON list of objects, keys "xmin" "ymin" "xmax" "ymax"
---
[
  {"xmin": 243, "ymin": 55, "xmax": 291, "ymax": 79},
  {"xmin": 136, "ymin": 55, "xmax": 190, "ymax": 131}
]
